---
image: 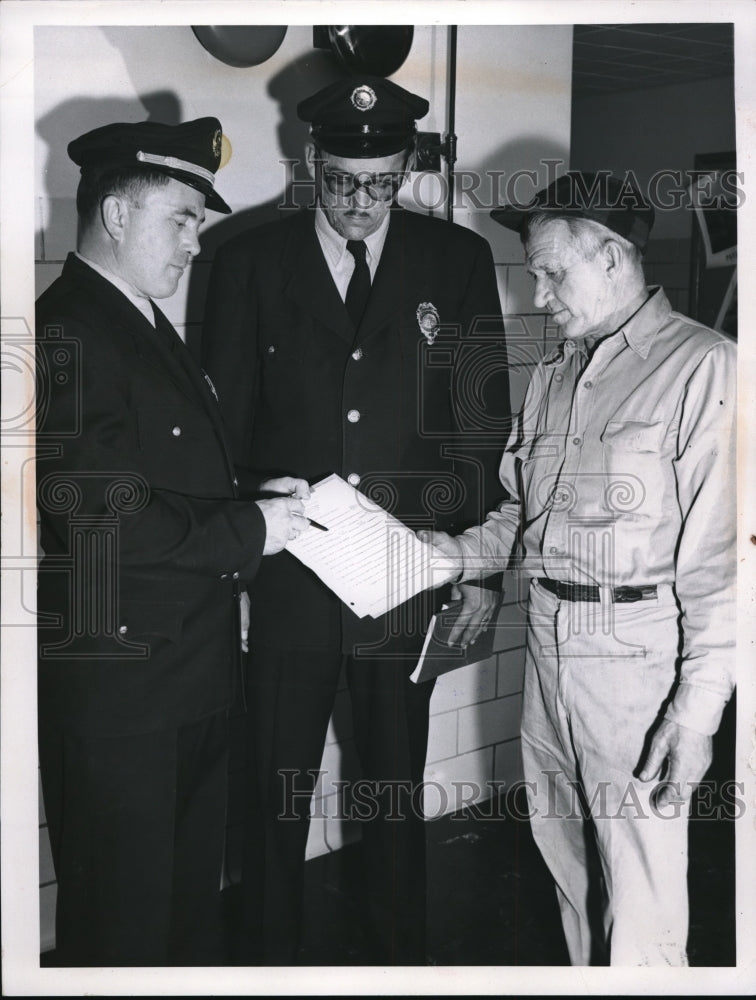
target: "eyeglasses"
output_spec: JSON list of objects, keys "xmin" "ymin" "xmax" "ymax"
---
[{"xmin": 320, "ymin": 167, "xmax": 407, "ymax": 202}]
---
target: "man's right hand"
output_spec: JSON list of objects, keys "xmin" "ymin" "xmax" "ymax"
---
[
  {"xmin": 416, "ymin": 529, "xmax": 465, "ymax": 585},
  {"xmin": 257, "ymin": 496, "xmax": 306, "ymax": 555}
]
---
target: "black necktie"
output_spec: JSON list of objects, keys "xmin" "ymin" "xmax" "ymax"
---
[{"xmin": 345, "ymin": 239, "xmax": 371, "ymax": 330}]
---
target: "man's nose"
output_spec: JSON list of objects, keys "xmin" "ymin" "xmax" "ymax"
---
[
  {"xmin": 532, "ymin": 275, "xmax": 551, "ymax": 309},
  {"xmin": 183, "ymin": 229, "xmax": 201, "ymax": 257},
  {"xmin": 351, "ymin": 184, "xmax": 377, "ymax": 208}
]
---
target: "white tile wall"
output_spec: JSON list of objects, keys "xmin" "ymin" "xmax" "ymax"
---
[
  {"xmin": 457, "ymin": 693, "xmax": 522, "ymax": 756},
  {"xmin": 425, "ymin": 708, "xmax": 460, "ymax": 764}
]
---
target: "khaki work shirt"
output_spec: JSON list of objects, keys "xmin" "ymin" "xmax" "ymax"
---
[{"xmin": 457, "ymin": 287, "xmax": 736, "ymax": 735}]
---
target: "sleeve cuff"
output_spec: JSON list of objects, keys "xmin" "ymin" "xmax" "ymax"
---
[{"xmin": 664, "ymin": 682, "xmax": 730, "ymax": 736}]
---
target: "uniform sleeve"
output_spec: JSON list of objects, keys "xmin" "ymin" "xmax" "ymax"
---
[
  {"xmin": 201, "ymin": 240, "xmax": 260, "ymax": 476},
  {"xmin": 454, "ymin": 374, "xmax": 538, "ymax": 582},
  {"xmin": 450, "ymin": 235, "xmax": 512, "ymax": 530},
  {"xmin": 663, "ymin": 339, "xmax": 737, "ymax": 735},
  {"xmin": 447, "ymin": 234, "xmax": 512, "ymax": 592},
  {"xmin": 37, "ymin": 313, "xmax": 267, "ymax": 583}
]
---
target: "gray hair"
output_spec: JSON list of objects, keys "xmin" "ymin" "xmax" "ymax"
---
[{"xmin": 524, "ymin": 212, "xmax": 644, "ymax": 267}]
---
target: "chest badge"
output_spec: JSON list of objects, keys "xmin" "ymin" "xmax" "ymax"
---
[{"xmin": 416, "ymin": 302, "xmax": 440, "ymax": 345}]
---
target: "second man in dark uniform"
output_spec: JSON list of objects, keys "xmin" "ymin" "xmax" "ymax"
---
[{"xmin": 202, "ymin": 76, "xmax": 511, "ymax": 964}]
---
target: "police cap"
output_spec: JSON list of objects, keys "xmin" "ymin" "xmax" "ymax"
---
[
  {"xmin": 68, "ymin": 117, "xmax": 231, "ymax": 214},
  {"xmin": 491, "ymin": 171, "xmax": 655, "ymax": 252},
  {"xmin": 297, "ymin": 75, "xmax": 429, "ymax": 158}
]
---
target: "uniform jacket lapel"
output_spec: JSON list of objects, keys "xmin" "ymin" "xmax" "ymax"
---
[
  {"xmin": 355, "ymin": 208, "xmax": 421, "ymax": 346},
  {"xmin": 280, "ymin": 210, "xmax": 354, "ymax": 345},
  {"xmin": 278, "ymin": 207, "xmax": 422, "ymax": 347},
  {"xmin": 62, "ymin": 255, "xmax": 238, "ymax": 485}
]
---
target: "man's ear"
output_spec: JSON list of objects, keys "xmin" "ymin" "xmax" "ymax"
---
[
  {"xmin": 603, "ymin": 239, "xmax": 624, "ymax": 278},
  {"xmin": 304, "ymin": 141, "xmax": 319, "ymax": 180},
  {"xmin": 100, "ymin": 194, "xmax": 129, "ymax": 242}
]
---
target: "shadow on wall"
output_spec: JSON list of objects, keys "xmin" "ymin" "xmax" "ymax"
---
[
  {"xmin": 183, "ymin": 50, "xmax": 345, "ymax": 349},
  {"xmin": 458, "ymin": 137, "xmax": 569, "ymax": 263}
]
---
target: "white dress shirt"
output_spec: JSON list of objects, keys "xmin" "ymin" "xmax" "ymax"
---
[{"xmin": 314, "ymin": 205, "xmax": 391, "ymax": 301}]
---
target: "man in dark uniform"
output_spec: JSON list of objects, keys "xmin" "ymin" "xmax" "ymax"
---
[
  {"xmin": 202, "ymin": 77, "xmax": 510, "ymax": 964},
  {"xmin": 36, "ymin": 117, "xmax": 308, "ymax": 966}
]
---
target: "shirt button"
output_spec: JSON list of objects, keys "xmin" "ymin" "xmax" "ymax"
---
[
  {"xmin": 584, "ymin": 380, "xmax": 593, "ymax": 388},
  {"xmin": 172, "ymin": 426, "xmax": 181, "ymax": 437},
  {"xmin": 352, "ymin": 348, "xmax": 363, "ymax": 361},
  {"xmin": 118, "ymin": 624, "xmax": 128, "ymax": 634},
  {"xmin": 572, "ymin": 437, "xmax": 581, "ymax": 446},
  {"xmin": 347, "ymin": 409, "xmax": 361, "ymax": 423},
  {"xmin": 549, "ymin": 546, "xmax": 558, "ymax": 554},
  {"xmin": 347, "ymin": 473, "xmax": 361, "ymax": 487},
  {"xmin": 554, "ymin": 373, "xmax": 563, "ymax": 382},
  {"xmin": 267, "ymin": 345, "xmax": 275, "ymax": 354}
]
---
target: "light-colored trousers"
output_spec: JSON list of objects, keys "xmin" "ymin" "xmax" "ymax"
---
[{"xmin": 521, "ymin": 579, "xmax": 690, "ymax": 966}]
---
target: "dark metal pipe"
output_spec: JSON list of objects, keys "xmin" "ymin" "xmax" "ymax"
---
[{"xmin": 446, "ymin": 25, "xmax": 458, "ymax": 222}]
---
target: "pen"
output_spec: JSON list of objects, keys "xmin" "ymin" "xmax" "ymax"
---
[
  {"xmin": 262, "ymin": 487, "xmax": 329, "ymax": 532},
  {"xmin": 293, "ymin": 512, "xmax": 329, "ymax": 532}
]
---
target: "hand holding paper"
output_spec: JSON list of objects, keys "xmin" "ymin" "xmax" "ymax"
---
[{"xmin": 285, "ymin": 475, "xmax": 460, "ymax": 618}]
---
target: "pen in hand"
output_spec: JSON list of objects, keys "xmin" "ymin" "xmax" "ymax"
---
[{"xmin": 293, "ymin": 512, "xmax": 329, "ymax": 532}]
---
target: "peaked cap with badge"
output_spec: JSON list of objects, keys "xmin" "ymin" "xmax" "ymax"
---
[
  {"xmin": 297, "ymin": 75, "xmax": 429, "ymax": 157},
  {"xmin": 68, "ymin": 116, "xmax": 231, "ymax": 214},
  {"xmin": 491, "ymin": 170, "xmax": 655, "ymax": 252}
]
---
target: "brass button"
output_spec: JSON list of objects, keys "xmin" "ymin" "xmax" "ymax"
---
[
  {"xmin": 347, "ymin": 409, "xmax": 361, "ymax": 423},
  {"xmin": 347, "ymin": 473, "xmax": 361, "ymax": 487},
  {"xmin": 172, "ymin": 426, "xmax": 181, "ymax": 437},
  {"xmin": 352, "ymin": 348, "xmax": 363, "ymax": 361}
]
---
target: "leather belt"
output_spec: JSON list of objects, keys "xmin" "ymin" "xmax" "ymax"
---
[{"xmin": 537, "ymin": 578, "xmax": 657, "ymax": 603}]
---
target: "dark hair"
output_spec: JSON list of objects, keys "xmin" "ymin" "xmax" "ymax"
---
[{"xmin": 75, "ymin": 165, "xmax": 170, "ymax": 228}]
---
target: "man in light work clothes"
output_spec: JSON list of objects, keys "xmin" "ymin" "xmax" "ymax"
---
[
  {"xmin": 202, "ymin": 76, "xmax": 510, "ymax": 964},
  {"xmin": 36, "ymin": 118, "xmax": 307, "ymax": 965},
  {"xmin": 420, "ymin": 172, "xmax": 736, "ymax": 966}
]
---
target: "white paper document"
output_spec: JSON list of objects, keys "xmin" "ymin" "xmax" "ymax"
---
[{"xmin": 285, "ymin": 474, "xmax": 459, "ymax": 618}]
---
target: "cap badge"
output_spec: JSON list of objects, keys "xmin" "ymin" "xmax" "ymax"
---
[
  {"xmin": 416, "ymin": 302, "xmax": 440, "ymax": 345},
  {"xmin": 351, "ymin": 85, "xmax": 377, "ymax": 112},
  {"xmin": 212, "ymin": 129, "xmax": 222, "ymax": 161}
]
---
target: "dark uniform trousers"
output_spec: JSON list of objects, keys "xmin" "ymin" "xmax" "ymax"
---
[
  {"xmin": 39, "ymin": 706, "xmax": 229, "ymax": 967},
  {"xmin": 202, "ymin": 207, "xmax": 510, "ymax": 966},
  {"xmin": 240, "ymin": 646, "xmax": 434, "ymax": 964}
]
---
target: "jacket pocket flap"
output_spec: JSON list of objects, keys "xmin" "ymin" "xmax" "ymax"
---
[{"xmin": 118, "ymin": 600, "xmax": 184, "ymax": 643}]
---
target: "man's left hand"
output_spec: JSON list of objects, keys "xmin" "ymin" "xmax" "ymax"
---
[
  {"xmin": 447, "ymin": 582, "xmax": 502, "ymax": 649},
  {"xmin": 638, "ymin": 718, "xmax": 713, "ymax": 808},
  {"xmin": 259, "ymin": 476, "xmax": 311, "ymax": 500},
  {"xmin": 240, "ymin": 589, "xmax": 250, "ymax": 653}
]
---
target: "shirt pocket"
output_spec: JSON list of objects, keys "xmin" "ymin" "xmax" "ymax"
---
[{"xmin": 600, "ymin": 420, "xmax": 668, "ymax": 516}]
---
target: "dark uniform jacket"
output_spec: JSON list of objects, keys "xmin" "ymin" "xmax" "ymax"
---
[
  {"xmin": 202, "ymin": 207, "xmax": 510, "ymax": 658},
  {"xmin": 36, "ymin": 254, "xmax": 267, "ymax": 737}
]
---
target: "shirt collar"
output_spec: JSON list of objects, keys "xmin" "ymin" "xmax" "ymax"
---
[
  {"xmin": 314, "ymin": 205, "xmax": 391, "ymax": 269},
  {"xmin": 542, "ymin": 286, "xmax": 671, "ymax": 367},
  {"xmin": 75, "ymin": 251, "xmax": 155, "ymax": 326},
  {"xmin": 620, "ymin": 286, "xmax": 671, "ymax": 358}
]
